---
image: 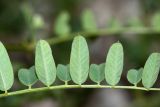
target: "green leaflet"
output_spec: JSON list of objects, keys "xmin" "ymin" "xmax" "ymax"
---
[
  {"xmin": 142, "ymin": 53, "xmax": 160, "ymax": 89},
  {"xmin": 18, "ymin": 66, "xmax": 38, "ymax": 87},
  {"xmin": 105, "ymin": 42, "xmax": 124, "ymax": 86},
  {"xmin": 151, "ymin": 13, "xmax": 160, "ymax": 31},
  {"xmin": 54, "ymin": 11, "xmax": 71, "ymax": 37},
  {"xmin": 57, "ymin": 64, "xmax": 71, "ymax": 83},
  {"xmin": 139, "ymin": 68, "xmax": 143, "ymax": 73},
  {"xmin": 32, "ymin": 14, "xmax": 44, "ymax": 29},
  {"xmin": 81, "ymin": 9, "xmax": 97, "ymax": 32},
  {"xmin": 21, "ymin": 3, "xmax": 33, "ymax": 27},
  {"xmin": 107, "ymin": 18, "xmax": 122, "ymax": 30},
  {"xmin": 89, "ymin": 64, "xmax": 105, "ymax": 84},
  {"xmin": 127, "ymin": 68, "xmax": 143, "ymax": 86},
  {"xmin": 0, "ymin": 42, "xmax": 14, "ymax": 91},
  {"xmin": 70, "ymin": 36, "xmax": 89, "ymax": 85},
  {"xmin": 127, "ymin": 18, "xmax": 143, "ymax": 28},
  {"xmin": 35, "ymin": 40, "xmax": 57, "ymax": 87}
]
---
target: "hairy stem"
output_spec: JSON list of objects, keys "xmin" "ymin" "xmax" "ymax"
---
[{"xmin": 0, "ymin": 85, "xmax": 160, "ymax": 98}]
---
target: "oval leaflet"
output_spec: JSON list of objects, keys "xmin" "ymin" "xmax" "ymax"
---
[{"xmin": 0, "ymin": 42, "xmax": 14, "ymax": 92}]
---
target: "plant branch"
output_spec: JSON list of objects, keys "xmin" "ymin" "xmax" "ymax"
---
[
  {"xmin": 46, "ymin": 27, "xmax": 159, "ymax": 45},
  {"xmin": 0, "ymin": 85, "xmax": 160, "ymax": 98},
  {"xmin": 6, "ymin": 27, "xmax": 160, "ymax": 52}
]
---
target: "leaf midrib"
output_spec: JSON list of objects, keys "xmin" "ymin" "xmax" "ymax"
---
[
  {"xmin": 40, "ymin": 44, "xmax": 50, "ymax": 86},
  {"xmin": 78, "ymin": 38, "xmax": 82, "ymax": 84},
  {"xmin": 0, "ymin": 69, "xmax": 6, "ymax": 90}
]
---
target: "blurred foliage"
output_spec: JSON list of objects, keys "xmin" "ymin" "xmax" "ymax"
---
[
  {"xmin": 81, "ymin": 9, "xmax": 97, "ymax": 32},
  {"xmin": 54, "ymin": 11, "xmax": 71, "ymax": 37},
  {"xmin": 143, "ymin": 0, "xmax": 160, "ymax": 12},
  {"xmin": 107, "ymin": 18, "xmax": 122, "ymax": 30},
  {"xmin": 127, "ymin": 18, "xmax": 144, "ymax": 28},
  {"xmin": 151, "ymin": 12, "xmax": 160, "ymax": 31},
  {"xmin": 0, "ymin": 0, "xmax": 24, "ymax": 34}
]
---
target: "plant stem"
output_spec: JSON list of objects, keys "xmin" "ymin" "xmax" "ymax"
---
[
  {"xmin": 46, "ymin": 27, "xmax": 156, "ymax": 45},
  {"xmin": 65, "ymin": 81, "xmax": 68, "ymax": 85},
  {"xmin": 28, "ymin": 85, "xmax": 32, "ymax": 90},
  {"xmin": 6, "ymin": 27, "xmax": 160, "ymax": 52},
  {"xmin": 4, "ymin": 90, "xmax": 8, "ymax": 95},
  {"xmin": 1, "ymin": 85, "xmax": 160, "ymax": 98}
]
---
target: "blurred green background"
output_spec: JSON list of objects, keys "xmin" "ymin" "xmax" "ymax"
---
[{"xmin": 0, "ymin": 0, "xmax": 160, "ymax": 107}]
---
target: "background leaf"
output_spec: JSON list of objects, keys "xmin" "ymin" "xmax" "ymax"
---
[
  {"xmin": 127, "ymin": 18, "xmax": 144, "ymax": 28},
  {"xmin": 70, "ymin": 36, "xmax": 89, "ymax": 85},
  {"xmin": 89, "ymin": 63, "xmax": 105, "ymax": 84},
  {"xmin": 107, "ymin": 18, "xmax": 122, "ymax": 30},
  {"xmin": 0, "ymin": 42, "xmax": 14, "ymax": 91},
  {"xmin": 142, "ymin": 53, "xmax": 160, "ymax": 89},
  {"xmin": 151, "ymin": 12, "xmax": 160, "ymax": 31},
  {"xmin": 18, "ymin": 66, "xmax": 38, "ymax": 87},
  {"xmin": 127, "ymin": 68, "xmax": 142, "ymax": 86},
  {"xmin": 57, "ymin": 64, "xmax": 71, "ymax": 83},
  {"xmin": 35, "ymin": 40, "xmax": 57, "ymax": 86},
  {"xmin": 32, "ymin": 14, "xmax": 44, "ymax": 29},
  {"xmin": 54, "ymin": 11, "xmax": 71, "ymax": 37},
  {"xmin": 81, "ymin": 9, "xmax": 97, "ymax": 32},
  {"xmin": 105, "ymin": 42, "xmax": 124, "ymax": 86}
]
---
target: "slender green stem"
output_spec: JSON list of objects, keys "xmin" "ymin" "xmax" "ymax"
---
[
  {"xmin": 65, "ymin": 81, "xmax": 68, "ymax": 85},
  {"xmin": 4, "ymin": 90, "xmax": 8, "ymax": 95},
  {"xmin": 28, "ymin": 85, "xmax": 32, "ymax": 90},
  {"xmin": 97, "ymin": 82, "xmax": 100, "ymax": 86},
  {"xmin": 134, "ymin": 84, "xmax": 137, "ymax": 87},
  {"xmin": 6, "ymin": 27, "xmax": 160, "ymax": 52},
  {"xmin": 1, "ymin": 85, "xmax": 160, "ymax": 98}
]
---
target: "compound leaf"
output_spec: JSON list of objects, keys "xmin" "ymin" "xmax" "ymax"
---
[
  {"xmin": 57, "ymin": 64, "xmax": 71, "ymax": 82},
  {"xmin": 18, "ymin": 66, "xmax": 38, "ymax": 87},
  {"xmin": 105, "ymin": 42, "xmax": 124, "ymax": 86},
  {"xmin": 70, "ymin": 36, "xmax": 89, "ymax": 85},
  {"xmin": 142, "ymin": 53, "xmax": 160, "ymax": 89},
  {"xmin": 35, "ymin": 40, "xmax": 57, "ymax": 86},
  {"xmin": 0, "ymin": 42, "xmax": 14, "ymax": 91},
  {"xmin": 89, "ymin": 64, "xmax": 105, "ymax": 84}
]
